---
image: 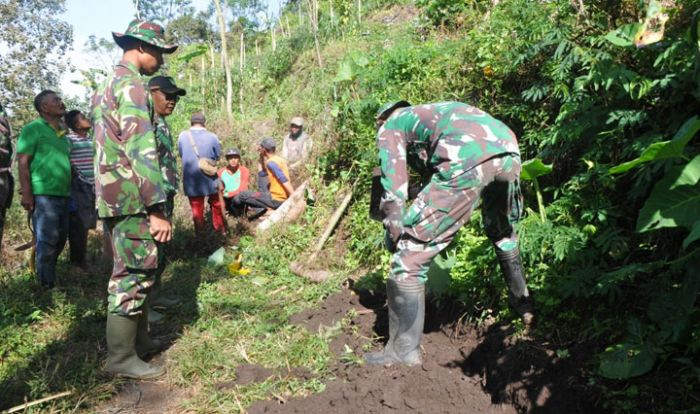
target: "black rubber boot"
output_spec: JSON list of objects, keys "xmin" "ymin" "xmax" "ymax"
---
[
  {"xmin": 364, "ymin": 278, "xmax": 425, "ymax": 366},
  {"xmin": 496, "ymin": 247, "xmax": 534, "ymax": 326},
  {"xmin": 106, "ymin": 313, "xmax": 165, "ymax": 379}
]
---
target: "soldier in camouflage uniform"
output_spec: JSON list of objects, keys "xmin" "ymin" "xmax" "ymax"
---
[
  {"xmin": 147, "ymin": 76, "xmax": 186, "ymax": 322},
  {"xmin": 0, "ymin": 102, "xmax": 13, "ymax": 252},
  {"xmin": 91, "ymin": 20, "xmax": 177, "ymax": 379},
  {"xmin": 365, "ymin": 101, "xmax": 533, "ymax": 367}
]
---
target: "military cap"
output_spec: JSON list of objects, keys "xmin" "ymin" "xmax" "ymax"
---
[
  {"xmin": 148, "ymin": 76, "xmax": 186, "ymax": 96},
  {"xmin": 113, "ymin": 20, "xmax": 178, "ymax": 53},
  {"xmin": 376, "ymin": 100, "xmax": 411, "ymax": 120}
]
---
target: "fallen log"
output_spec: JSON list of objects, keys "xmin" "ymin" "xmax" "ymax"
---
[{"xmin": 256, "ymin": 180, "xmax": 308, "ymax": 232}]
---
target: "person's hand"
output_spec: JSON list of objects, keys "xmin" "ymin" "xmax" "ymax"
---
[
  {"xmin": 21, "ymin": 192, "xmax": 34, "ymax": 211},
  {"xmin": 148, "ymin": 211, "xmax": 172, "ymax": 243},
  {"xmin": 384, "ymin": 224, "xmax": 402, "ymax": 253}
]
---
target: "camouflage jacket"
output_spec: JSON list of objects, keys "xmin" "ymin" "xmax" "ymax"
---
[
  {"xmin": 0, "ymin": 102, "xmax": 12, "ymax": 171},
  {"xmin": 154, "ymin": 115, "xmax": 179, "ymax": 195},
  {"xmin": 91, "ymin": 60, "xmax": 167, "ymax": 218},
  {"xmin": 377, "ymin": 101, "xmax": 520, "ymax": 233}
]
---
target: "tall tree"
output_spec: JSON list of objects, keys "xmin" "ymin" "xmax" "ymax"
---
[
  {"xmin": 214, "ymin": 0, "xmax": 234, "ymax": 121},
  {"xmin": 0, "ymin": 0, "xmax": 73, "ymax": 124},
  {"xmin": 133, "ymin": 0, "xmax": 193, "ymax": 24},
  {"xmin": 167, "ymin": 13, "xmax": 213, "ymax": 45}
]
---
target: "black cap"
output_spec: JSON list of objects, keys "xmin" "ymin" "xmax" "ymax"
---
[
  {"xmin": 225, "ymin": 148, "xmax": 241, "ymax": 157},
  {"xmin": 260, "ymin": 137, "xmax": 276, "ymax": 151},
  {"xmin": 148, "ymin": 76, "xmax": 186, "ymax": 96}
]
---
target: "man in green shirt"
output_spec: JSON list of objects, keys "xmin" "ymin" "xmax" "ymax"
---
[{"xmin": 16, "ymin": 90, "xmax": 71, "ymax": 289}]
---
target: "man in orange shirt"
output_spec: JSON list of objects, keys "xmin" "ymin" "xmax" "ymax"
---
[{"xmin": 237, "ymin": 137, "xmax": 294, "ymax": 219}]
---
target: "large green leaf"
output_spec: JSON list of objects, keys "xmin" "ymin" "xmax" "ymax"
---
[
  {"xmin": 599, "ymin": 341, "xmax": 657, "ymax": 379},
  {"xmin": 520, "ymin": 158, "xmax": 553, "ymax": 181},
  {"xmin": 609, "ymin": 116, "xmax": 700, "ymax": 174},
  {"xmin": 605, "ymin": 23, "xmax": 643, "ymax": 47},
  {"xmin": 426, "ymin": 251, "xmax": 456, "ymax": 296},
  {"xmin": 176, "ymin": 44, "xmax": 208, "ymax": 63},
  {"xmin": 637, "ymin": 154, "xmax": 700, "ymax": 232},
  {"xmin": 683, "ymin": 220, "xmax": 700, "ymax": 249},
  {"xmin": 334, "ymin": 58, "xmax": 357, "ymax": 83}
]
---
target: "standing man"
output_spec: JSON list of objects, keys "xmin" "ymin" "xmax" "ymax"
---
[
  {"xmin": 0, "ymin": 102, "xmax": 13, "ymax": 252},
  {"xmin": 281, "ymin": 116, "xmax": 312, "ymax": 174},
  {"xmin": 16, "ymin": 91, "xmax": 71, "ymax": 289},
  {"xmin": 92, "ymin": 20, "xmax": 177, "ymax": 379},
  {"xmin": 148, "ymin": 75, "xmax": 186, "ymax": 321},
  {"xmin": 177, "ymin": 112, "xmax": 224, "ymax": 234},
  {"xmin": 65, "ymin": 110, "xmax": 96, "ymax": 271},
  {"xmin": 238, "ymin": 137, "xmax": 294, "ymax": 218},
  {"xmin": 365, "ymin": 101, "xmax": 534, "ymax": 367}
]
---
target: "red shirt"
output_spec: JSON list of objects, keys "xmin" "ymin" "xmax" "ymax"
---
[{"xmin": 218, "ymin": 165, "xmax": 249, "ymax": 198}]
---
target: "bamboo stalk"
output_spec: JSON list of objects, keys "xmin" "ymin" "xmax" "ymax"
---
[
  {"xmin": 308, "ymin": 189, "xmax": 352, "ymax": 262},
  {"xmin": 6, "ymin": 391, "xmax": 73, "ymax": 413}
]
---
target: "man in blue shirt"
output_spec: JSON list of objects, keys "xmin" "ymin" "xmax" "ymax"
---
[{"xmin": 177, "ymin": 112, "xmax": 224, "ymax": 234}]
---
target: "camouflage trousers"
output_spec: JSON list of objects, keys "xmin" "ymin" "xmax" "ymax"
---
[
  {"xmin": 391, "ymin": 154, "xmax": 523, "ymax": 283},
  {"xmin": 105, "ymin": 214, "xmax": 159, "ymax": 316},
  {"xmin": 153, "ymin": 193, "xmax": 175, "ymax": 291}
]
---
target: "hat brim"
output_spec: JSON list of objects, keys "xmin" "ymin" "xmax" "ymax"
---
[
  {"xmin": 112, "ymin": 32, "xmax": 178, "ymax": 54},
  {"xmin": 159, "ymin": 85, "xmax": 187, "ymax": 96}
]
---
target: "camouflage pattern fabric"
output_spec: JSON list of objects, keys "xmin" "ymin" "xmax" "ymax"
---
[
  {"xmin": 91, "ymin": 60, "xmax": 167, "ymax": 218},
  {"xmin": 0, "ymin": 102, "xmax": 13, "ymax": 247},
  {"xmin": 112, "ymin": 20, "xmax": 177, "ymax": 53},
  {"xmin": 105, "ymin": 214, "xmax": 158, "ymax": 315},
  {"xmin": 377, "ymin": 102, "xmax": 523, "ymax": 283},
  {"xmin": 154, "ymin": 115, "xmax": 179, "ymax": 196}
]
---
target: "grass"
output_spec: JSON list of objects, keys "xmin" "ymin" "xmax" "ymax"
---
[{"xmin": 0, "ymin": 180, "xmax": 359, "ymax": 413}]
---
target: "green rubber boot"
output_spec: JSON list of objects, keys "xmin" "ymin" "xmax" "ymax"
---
[
  {"xmin": 136, "ymin": 306, "xmax": 164, "ymax": 358},
  {"xmin": 105, "ymin": 313, "xmax": 165, "ymax": 379},
  {"xmin": 150, "ymin": 293, "xmax": 181, "ymax": 309},
  {"xmin": 364, "ymin": 278, "xmax": 425, "ymax": 366}
]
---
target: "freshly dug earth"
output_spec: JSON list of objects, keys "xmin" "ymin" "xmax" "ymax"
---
[{"xmin": 249, "ymin": 285, "xmax": 598, "ymax": 414}]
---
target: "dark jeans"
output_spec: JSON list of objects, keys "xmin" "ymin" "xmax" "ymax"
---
[
  {"xmin": 237, "ymin": 191, "xmax": 283, "ymax": 211},
  {"xmin": 33, "ymin": 195, "xmax": 69, "ymax": 287},
  {"xmin": 68, "ymin": 178, "xmax": 96, "ymax": 265},
  {"xmin": 223, "ymin": 195, "xmax": 245, "ymax": 217},
  {"xmin": 68, "ymin": 212, "xmax": 88, "ymax": 265}
]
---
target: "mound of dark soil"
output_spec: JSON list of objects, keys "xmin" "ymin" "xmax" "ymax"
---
[{"xmin": 248, "ymin": 285, "xmax": 599, "ymax": 414}]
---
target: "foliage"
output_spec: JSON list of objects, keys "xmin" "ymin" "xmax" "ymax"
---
[
  {"xmin": 133, "ymin": 0, "xmax": 193, "ymax": 24},
  {"xmin": 0, "ymin": 0, "xmax": 73, "ymax": 125}
]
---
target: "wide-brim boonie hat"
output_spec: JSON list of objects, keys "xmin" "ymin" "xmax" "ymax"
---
[{"xmin": 113, "ymin": 19, "xmax": 178, "ymax": 53}]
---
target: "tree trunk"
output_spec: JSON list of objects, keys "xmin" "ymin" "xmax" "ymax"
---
[
  {"xmin": 214, "ymin": 0, "xmax": 233, "ymax": 121},
  {"xmin": 305, "ymin": 0, "xmax": 323, "ymax": 68},
  {"xmin": 239, "ymin": 32, "xmax": 245, "ymax": 115},
  {"xmin": 271, "ymin": 22, "xmax": 276, "ymax": 52}
]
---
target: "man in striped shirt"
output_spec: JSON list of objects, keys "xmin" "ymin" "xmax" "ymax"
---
[{"xmin": 65, "ymin": 110, "xmax": 97, "ymax": 269}]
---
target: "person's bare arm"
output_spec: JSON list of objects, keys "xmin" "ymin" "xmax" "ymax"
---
[
  {"xmin": 17, "ymin": 153, "xmax": 34, "ymax": 211},
  {"xmin": 282, "ymin": 181, "xmax": 294, "ymax": 196}
]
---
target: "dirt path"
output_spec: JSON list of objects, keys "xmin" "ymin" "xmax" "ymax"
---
[{"xmin": 249, "ymin": 286, "xmax": 594, "ymax": 414}]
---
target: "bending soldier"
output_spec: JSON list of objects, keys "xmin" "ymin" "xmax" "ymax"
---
[{"xmin": 365, "ymin": 101, "xmax": 534, "ymax": 367}]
